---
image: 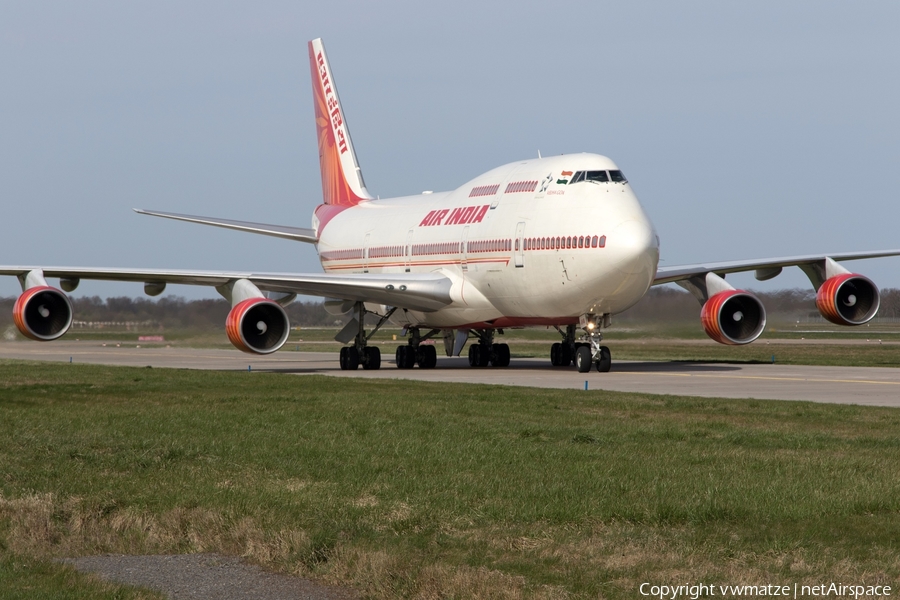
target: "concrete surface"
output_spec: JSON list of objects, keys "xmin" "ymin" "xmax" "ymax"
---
[{"xmin": 2, "ymin": 341, "xmax": 899, "ymax": 407}]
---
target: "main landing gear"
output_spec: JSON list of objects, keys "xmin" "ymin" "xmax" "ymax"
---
[
  {"xmin": 395, "ymin": 327, "xmax": 441, "ymax": 369},
  {"xmin": 466, "ymin": 329, "xmax": 511, "ymax": 368},
  {"xmin": 338, "ymin": 302, "xmax": 395, "ymax": 371},
  {"xmin": 550, "ymin": 318, "xmax": 611, "ymax": 373}
]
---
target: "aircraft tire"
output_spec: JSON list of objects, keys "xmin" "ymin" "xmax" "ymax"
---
[
  {"xmin": 560, "ymin": 344, "xmax": 573, "ymax": 366},
  {"xmin": 575, "ymin": 346, "xmax": 591, "ymax": 373},
  {"xmin": 492, "ymin": 343, "xmax": 510, "ymax": 367},
  {"xmin": 468, "ymin": 344, "xmax": 480, "ymax": 367},
  {"xmin": 363, "ymin": 346, "xmax": 381, "ymax": 370},
  {"xmin": 550, "ymin": 342, "xmax": 561, "ymax": 366},
  {"xmin": 418, "ymin": 345, "xmax": 437, "ymax": 369},
  {"xmin": 346, "ymin": 347, "xmax": 360, "ymax": 370},
  {"xmin": 339, "ymin": 347, "xmax": 348, "ymax": 370},
  {"xmin": 396, "ymin": 345, "xmax": 414, "ymax": 369},
  {"xmin": 596, "ymin": 346, "xmax": 611, "ymax": 373},
  {"xmin": 477, "ymin": 344, "xmax": 490, "ymax": 367}
]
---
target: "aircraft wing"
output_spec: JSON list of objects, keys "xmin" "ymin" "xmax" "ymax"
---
[
  {"xmin": 653, "ymin": 249, "xmax": 900, "ymax": 285},
  {"xmin": 0, "ymin": 267, "xmax": 452, "ymax": 313},
  {"xmin": 134, "ymin": 209, "xmax": 318, "ymax": 243}
]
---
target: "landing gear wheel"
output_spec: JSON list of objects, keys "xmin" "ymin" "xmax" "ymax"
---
[
  {"xmin": 469, "ymin": 344, "xmax": 490, "ymax": 367},
  {"xmin": 575, "ymin": 346, "xmax": 592, "ymax": 373},
  {"xmin": 596, "ymin": 346, "xmax": 611, "ymax": 373},
  {"xmin": 560, "ymin": 344, "xmax": 572, "ymax": 367},
  {"xmin": 396, "ymin": 345, "xmax": 415, "ymax": 369},
  {"xmin": 551, "ymin": 343, "xmax": 571, "ymax": 367},
  {"xmin": 491, "ymin": 343, "xmax": 510, "ymax": 367},
  {"xmin": 477, "ymin": 344, "xmax": 490, "ymax": 367},
  {"xmin": 417, "ymin": 344, "xmax": 438, "ymax": 369},
  {"xmin": 468, "ymin": 344, "xmax": 481, "ymax": 367},
  {"xmin": 344, "ymin": 346, "xmax": 360, "ymax": 370},
  {"xmin": 362, "ymin": 346, "xmax": 381, "ymax": 370},
  {"xmin": 339, "ymin": 347, "xmax": 348, "ymax": 370}
]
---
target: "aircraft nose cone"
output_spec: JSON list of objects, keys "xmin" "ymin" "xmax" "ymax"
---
[{"xmin": 610, "ymin": 218, "xmax": 659, "ymax": 276}]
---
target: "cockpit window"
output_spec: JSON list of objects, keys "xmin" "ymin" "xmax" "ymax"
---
[
  {"xmin": 609, "ymin": 170, "xmax": 627, "ymax": 183},
  {"xmin": 570, "ymin": 170, "xmax": 620, "ymax": 185},
  {"xmin": 585, "ymin": 170, "xmax": 610, "ymax": 183}
]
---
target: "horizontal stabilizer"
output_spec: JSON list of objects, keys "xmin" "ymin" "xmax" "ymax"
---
[{"xmin": 134, "ymin": 209, "xmax": 318, "ymax": 243}]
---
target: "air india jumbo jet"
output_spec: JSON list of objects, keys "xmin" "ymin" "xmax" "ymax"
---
[{"xmin": 3, "ymin": 39, "xmax": 899, "ymax": 374}]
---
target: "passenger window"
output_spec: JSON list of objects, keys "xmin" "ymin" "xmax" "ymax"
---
[
  {"xmin": 585, "ymin": 171, "xmax": 609, "ymax": 183},
  {"xmin": 609, "ymin": 170, "xmax": 627, "ymax": 183}
]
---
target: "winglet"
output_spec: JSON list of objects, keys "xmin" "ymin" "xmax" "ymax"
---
[{"xmin": 308, "ymin": 38, "xmax": 373, "ymax": 207}]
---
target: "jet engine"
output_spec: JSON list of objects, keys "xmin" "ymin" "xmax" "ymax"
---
[
  {"xmin": 225, "ymin": 297, "xmax": 290, "ymax": 354},
  {"xmin": 816, "ymin": 273, "xmax": 880, "ymax": 326},
  {"xmin": 700, "ymin": 289, "xmax": 766, "ymax": 345},
  {"xmin": 13, "ymin": 286, "xmax": 73, "ymax": 341}
]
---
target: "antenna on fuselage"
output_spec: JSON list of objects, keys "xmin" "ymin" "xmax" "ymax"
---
[{"xmin": 538, "ymin": 150, "xmax": 542, "ymax": 159}]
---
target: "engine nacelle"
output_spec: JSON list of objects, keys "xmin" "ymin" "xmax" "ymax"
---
[
  {"xmin": 225, "ymin": 298, "xmax": 290, "ymax": 354},
  {"xmin": 13, "ymin": 286, "xmax": 74, "ymax": 341},
  {"xmin": 816, "ymin": 273, "xmax": 880, "ymax": 325},
  {"xmin": 700, "ymin": 289, "xmax": 766, "ymax": 345}
]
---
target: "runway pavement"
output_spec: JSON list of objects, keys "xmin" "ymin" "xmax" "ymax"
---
[{"xmin": 1, "ymin": 340, "xmax": 899, "ymax": 407}]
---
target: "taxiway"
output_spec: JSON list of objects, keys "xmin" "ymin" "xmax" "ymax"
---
[{"xmin": 1, "ymin": 341, "xmax": 898, "ymax": 407}]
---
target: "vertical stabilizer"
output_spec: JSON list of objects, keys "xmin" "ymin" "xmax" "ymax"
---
[{"xmin": 308, "ymin": 38, "xmax": 373, "ymax": 207}]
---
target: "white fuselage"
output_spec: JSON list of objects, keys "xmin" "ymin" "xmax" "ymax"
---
[{"xmin": 314, "ymin": 153, "xmax": 660, "ymax": 328}]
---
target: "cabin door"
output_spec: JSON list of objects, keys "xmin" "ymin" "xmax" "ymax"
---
[{"xmin": 514, "ymin": 221, "xmax": 525, "ymax": 268}]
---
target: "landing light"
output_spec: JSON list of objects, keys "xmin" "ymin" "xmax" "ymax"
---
[{"xmin": 586, "ymin": 322, "xmax": 595, "ymax": 330}]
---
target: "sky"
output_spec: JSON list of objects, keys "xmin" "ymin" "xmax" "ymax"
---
[{"xmin": 1, "ymin": 1, "xmax": 899, "ymax": 301}]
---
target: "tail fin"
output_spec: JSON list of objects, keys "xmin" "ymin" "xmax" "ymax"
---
[{"xmin": 308, "ymin": 38, "xmax": 373, "ymax": 207}]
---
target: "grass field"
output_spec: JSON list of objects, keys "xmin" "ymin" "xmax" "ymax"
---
[{"xmin": 2, "ymin": 361, "xmax": 900, "ymax": 598}]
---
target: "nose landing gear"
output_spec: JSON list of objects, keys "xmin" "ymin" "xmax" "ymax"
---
[{"xmin": 552, "ymin": 317, "xmax": 611, "ymax": 373}]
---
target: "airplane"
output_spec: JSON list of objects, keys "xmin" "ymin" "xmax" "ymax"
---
[{"xmin": 3, "ymin": 38, "xmax": 899, "ymax": 374}]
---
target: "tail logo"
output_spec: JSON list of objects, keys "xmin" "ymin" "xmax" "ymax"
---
[
  {"xmin": 308, "ymin": 38, "xmax": 372, "ymax": 209},
  {"xmin": 314, "ymin": 51, "xmax": 349, "ymax": 156}
]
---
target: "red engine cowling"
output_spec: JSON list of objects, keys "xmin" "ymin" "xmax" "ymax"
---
[
  {"xmin": 700, "ymin": 289, "xmax": 767, "ymax": 345},
  {"xmin": 225, "ymin": 298, "xmax": 290, "ymax": 354},
  {"xmin": 13, "ymin": 286, "xmax": 74, "ymax": 341},
  {"xmin": 816, "ymin": 273, "xmax": 880, "ymax": 325}
]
